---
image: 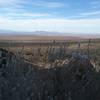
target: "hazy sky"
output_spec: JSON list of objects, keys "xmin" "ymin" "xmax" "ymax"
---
[{"xmin": 0, "ymin": 0, "xmax": 100, "ymax": 34}]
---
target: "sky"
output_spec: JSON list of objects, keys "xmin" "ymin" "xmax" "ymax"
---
[{"xmin": 0, "ymin": 0, "xmax": 100, "ymax": 34}]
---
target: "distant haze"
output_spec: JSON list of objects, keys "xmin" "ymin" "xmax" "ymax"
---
[{"xmin": 0, "ymin": 30, "xmax": 100, "ymax": 40}]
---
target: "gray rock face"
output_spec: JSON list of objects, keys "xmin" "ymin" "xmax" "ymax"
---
[{"xmin": 0, "ymin": 49, "xmax": 100, "ymax": 100}]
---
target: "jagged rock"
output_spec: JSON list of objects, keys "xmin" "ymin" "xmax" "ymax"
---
[{"xmin": 0, "ymin": 49, "xmax": 100, "ymax": 100}]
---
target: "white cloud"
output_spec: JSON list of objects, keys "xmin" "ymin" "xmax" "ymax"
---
[
  {"xmin": 0, "ymin": 0, "xmax": 26, "ymax": 13},
  {"xmin": 3, "ymin": 12, "xmax": 50, "ymax": 18},
  {"xmin": 0, "ymin": 0, "xmax": 13, "ymax": 5},
  {"xmin": 0, "ymin": 0, "xmax": 21, "ymax": 6},
  {"xmin": 0, "ymin": 0, "xmax": 65, "ymax": 19},
  {"xmin": 32, "ymin": 1, "xmax": 66, "ymax": 8},
  {"xmin": 80, "ymin": 11, "xmax": 100, "ymax": 16},
  {"xmin": 0, "ymin": 17, "xmax": 100, "ymax": 33},
  {"xmin": 0, "ymin": 0, "xmax": 66, "ymax": 9}
]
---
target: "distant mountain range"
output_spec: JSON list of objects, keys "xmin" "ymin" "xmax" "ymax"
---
[{"xmin": 0, "ymin": 29, "xmax": 100, "ymax": 39}]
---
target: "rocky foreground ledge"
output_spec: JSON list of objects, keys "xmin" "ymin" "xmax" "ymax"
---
[{"xmin": 0, "ymin": 49, "xmax": 100, "ymax": 100}]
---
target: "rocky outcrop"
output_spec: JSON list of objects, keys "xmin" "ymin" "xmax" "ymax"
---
[{"xmin": 0, "ymin": 49, "xmax": 100, "ymax": 100}]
